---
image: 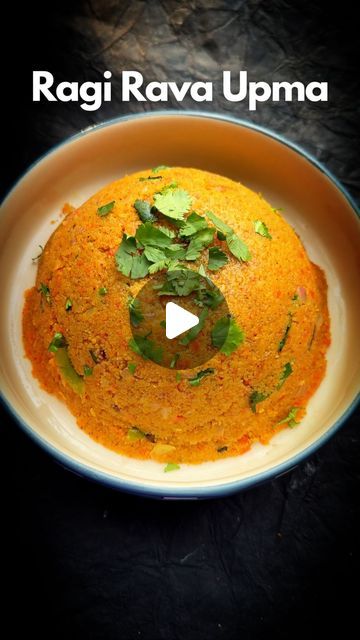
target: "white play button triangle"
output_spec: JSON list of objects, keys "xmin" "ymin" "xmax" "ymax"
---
[{"xmin": 165, "ymin": 302, "xmax": 199, "ymax": 340}]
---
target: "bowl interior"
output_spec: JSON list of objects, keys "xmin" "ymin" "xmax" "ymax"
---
[{"xmin": 0, "ymin": 113, "xmax": 359, "ymax": 497}]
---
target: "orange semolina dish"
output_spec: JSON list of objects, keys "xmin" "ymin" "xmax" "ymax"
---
[{"xmin": 22, "ymin": 167, "xmax": 330, "ymax": 465}]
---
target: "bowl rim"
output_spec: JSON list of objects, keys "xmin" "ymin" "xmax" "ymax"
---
[{"xmin": 1, "ymin": 109, "xmax": 359, "ymax": 499}]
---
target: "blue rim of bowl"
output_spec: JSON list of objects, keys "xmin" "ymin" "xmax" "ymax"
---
[{"xmin": 1, "ymin": 110, "xmax": 359, "ymax": 499}]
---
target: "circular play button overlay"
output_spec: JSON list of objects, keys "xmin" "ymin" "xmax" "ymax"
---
[{"xmin": 129, "ymin": 269, "xmax": 230, "ymax": 369}]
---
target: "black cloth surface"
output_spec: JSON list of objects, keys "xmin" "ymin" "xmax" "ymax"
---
[{"xmin": 1, "ymin": 1, "xmax": 359, "ymax": 638}]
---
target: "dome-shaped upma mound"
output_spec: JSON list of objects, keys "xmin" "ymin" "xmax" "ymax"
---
[{"xmin": 23, "ymin": 168, "xmax": 330, "ymax": 464}]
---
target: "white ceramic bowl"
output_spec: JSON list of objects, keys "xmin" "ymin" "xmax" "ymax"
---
[{"xmin": 1, "ymin": 112, "xmax": 359, "ymax": 499}]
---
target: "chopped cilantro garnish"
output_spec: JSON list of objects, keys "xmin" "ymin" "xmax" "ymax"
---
[
  {"xmin": 160, "ymin": 320, "xmax": 166, "ymax": 329},
  {"xmin": 292, "ymin": 293, "xmax": 299, "ymax": 301},
  {"xmin": 32, "ymin": 245, "xmax": 44, "ymax": 263},
  {"xmin": 226, "ymin": 232, "xmax": 251, "ymax": 262},
  {"xmin": 128, "ymin": 297, "xmax": 144, "ymax": 327},
  {"xmin": 83, "ymin": 364, "xmax": 93, "ymax": 376},
  {"xmin": 148, "ymin": 260, "xmax": 169, "ymax": 274},
  {"xmin": 128, "ymin": 362, "xmax": 137, "ymax": 375},
  {"xmin": 277, "ymin": 406, "xmax": 301, "ymax": 428},
  {"xmin": 186, "ymin": 228, "xmax": 215, "ymax": 261},
  {"xmin": 157, "ymin": 269, "xmax": 201, "ymax": 297},
  {"xmin": 128, "ymin": 426, "xmax": 146, "ymax": 441},
  {"xmin": 278, "ymin": 362, "xmax": 293, "ymax": 389},
  {"xmin": 188, "ymin": 368, "xmax": 215, "ymax": 386},
  {"xmin": 217, "ymin": 231, "xmax": 226, "ymax": 241},
  {"xmin": 170, "ymin": 353, "xmax": 180, "ymax": 368},
  {"xmin": 139, "ymin": 176, "xmax": 162, "ymax": 182},
  {"xmin": 217, "ymin": 446, "xmax": 228, "ymax": 453},
  {"xmin": 144, "ymin": 246, "xmax": 167, "ymax": 263},
  {"xmin": 135, "ymin": 222, "xmax": 173, "ymax": 248},
  {"xmin": 97, "ymin": 201, "xmax": 115, "ymax": 217},
  {"xmin": 208, "ymin": 247, "xmax": 229, "ymax": 271},
  {"xmin": 38, "ymin": 282, "xmax": 51, "ymax": 305},
  {"xmin": 134, "ymin": 199, "xmax": 158, "ymax": 223},
  {"xmin": 198, "ymin": 264, "xmax": 207, "ymax": 277},
  {"xmin": 48, "ymin": 332, "xmax": 67, "ymax": 353},
  {"xmin": 278, "ymin": 314, "xmax": 292, "ymax": 352},
  {"xmin": 115, "ymin": 234, "xmax": 151, "ymax": 279},
  {"xmin": 249, "ymin": 390, "xmax": 269, "ymax": 413},
  {"xmin": 154, "ymin": 188, "xmax": 192, "ymax": 221},
  {"xmin": 179, "ymin": 212, "xmax": 208, "ymax": 237},
  {"xmin": 254, "ymin": 220, "xmax": 272, "ymax": 239},
  {"xmin": 99, "ymin": 287, "xmax": 108, "ymax": 296},
  {"xmin": 157, "ymin": 226, "xmax": 176, "ymax": 239},
  {"xmin": 152, "ymin": 165, "xmax": 169, "ymax": 173},
  {"xmin": 180, "ymin": 309, "xmax": 208, "ymax": 345},
  {"xmin": 129, "ymin": 335, "xmax": 163, "ymax": 364},
  {"xmin": 206, "ymin": 211, "xmax": 251, "ymax": 262},
  {"xmin": 211, "ymin": 316, "xmax": 244, "ymax": 355},
  {"xmin": 194, "ymin": 287, "xmax": 224, "ymax": 310},
  {"xmin": 65, "ymin": 298, "xmax": 72, "ymax": 311},
  {"xmin": 164, "ymin": 462, "xmax": 180, "ymax": 472},
  {"xmin": 55, "ymin": 347, "xmax": 84, "ymax": 395},
  {"xmin": 175, "ymin": 372, "xmax": 182, "ymax": 382},
  {"xmin": 206, "ymin": 211, "xmax": 232, "ymax": 235}
]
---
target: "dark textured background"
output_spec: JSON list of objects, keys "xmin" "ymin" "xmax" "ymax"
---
[{"xmin": 1, "ymin": 1, "xmax": 359, "ymax": 638}]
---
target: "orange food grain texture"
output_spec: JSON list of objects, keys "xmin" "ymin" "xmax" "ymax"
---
[{"xmin": 22, "ymin": 167, "xmax": 330, "ymax": 464}]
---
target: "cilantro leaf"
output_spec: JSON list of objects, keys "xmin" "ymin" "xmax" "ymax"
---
[
  {"xmin": 249, "ymin": 390, "xmax": 269, "ymax": 413},
  {"xmin": 154, "ymin": 188, "xmax": 192, "ymax": 221},
  {"xmin": 128, "ymin": 297, "xmax": 144, "ymax": 327},
  {"xmin": 194, "ymin": 287, "xmax": 224, "ymax": 310},
  {"xmin": 148, "ymin": 260, "xmax": 169, "ymax": 274},
  {"xmin": 164, "ymin": 462, "xmax": 180, "ymax": 472},
  {"xmin": 198, "ymin": 264, "xmax": 207, "ymax": 277},
  {"xmin": 128, "ymin": 426, "xmax": 146, "ymax": 440},
  {"xmin": 278, "ymin": 314, "xmax": 292, "ymax": 352},
  {"xmin": 278, "ymin": 362, "xmax": 293, "ymax": 388},
  {"xmin": 115, "ymin": 234, "xmax": 137, "ymax": 276},
  {"xmin": 97, "ymin": 201, "xmax": 115, "ymax": 217},
  {"xmin": 188, "ymin": 368, "xmax": 215, "ymax": 386},
  {"xmin": 179, "ymin": 309, "xmax": 208, "ymax": 345},
  {"xmin": 277, "ymin": 406, "xmax": 300, "ymax": 427},
  {"xmin": 211, "ymin": 316, "xmax": 244, "ymax": 355},
  {"xmin": 129, "ymin": 335, "xmax": 163, "ymax": 364},
  {"xmin": 144, "ymin": 246, "xmax": 167, "ymax": 263},
  {"xmin": 128, "ymin": 362, "xmax": 137, "ymax": 375},
  {"xmin": 206, "ymin": 211, "xmax": 251, "ymax": 262},
  {"xmin": 208, "ymin": 247, "xmax": 229, "ymax": 271},
  {"xmin": 98, "ymin": 286, "xmax": 108, "ymax": 296},
  {"xmin": 226, "ymin": 232, "xmax": 251, "ymax": 262},
  {"xmin": 254, "ymin": 219, "xmax": 272, "ymax": 239},
  {"xmin": 134, "ymin": 199, "xmax": 157, "ymax": 222},
  {"xmin": 206, "ymin": 210, "xmax": 232, "ymax": 234},
  {"xmin": 135, "ymin": 222, "xmax": 173, "ymax": 248},
  {"xmin": 157, "ymin": 269, "xmax": 202, "ymax": 297},
  {"xmin": 220, "ymin": 317, "xmax": 244, "ymax": 355},
  {"xmin": 131, "ymin": 254, "xmax": 151, "ymax": 279},
  {"xmin": 186, "ymin": 228, "xmax": 215, "ymax": 261},
  {"xmin": 157, "ymin": 226, "xmax": 176, "ymax": 239},
  {"xmin": 83, "ymin": 364, "xmax": 93, "ymax": 376},
  {"xmin": 180, "ymin": 212, "xmax": 208, "ymax": 237},
  {"xmin": 152, "ymin": 165, "xmax": 169, "ymax": 173},
  {"xmin": 65, "ymin": 298, "xmax": 72, "ymax": 311},
  {"xmin": 38, "ymin": 282, "xmax": 51, "ymax": 305},
  {"xmin": 48, "ymin": 332, "xmax": 67, "ymax": 353}
]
